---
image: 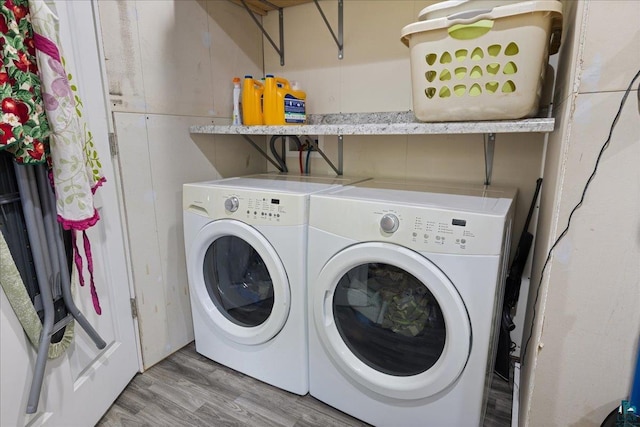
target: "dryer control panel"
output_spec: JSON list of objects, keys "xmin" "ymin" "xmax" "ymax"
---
[
  {"xmin": 310, "ymin": 197, "xmax": 513, "ymax": 256},
  {"xmin": 405, "ymin": 210, "xmax": 484, "ymax": 253},
  {"xmin": 183, "ymin": 184, "xmax": 309, "ymax": 226}
]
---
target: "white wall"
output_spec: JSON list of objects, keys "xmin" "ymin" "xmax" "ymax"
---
[
  {"xmin": 521, "ymin": 1, "xmax": 640, "ymax": 425},
  {"xmin": 97, "ymin": 0, "xmax": 267, "ymax": 368}
]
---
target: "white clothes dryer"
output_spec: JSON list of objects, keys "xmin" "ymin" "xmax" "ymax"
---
[
  {"xmin": 307, "ymin": 179, "xmax": 516, "ymax": 426},
  {"xmin": 183, "ymin": 174, "xmax": 368, "ymax": 395}
]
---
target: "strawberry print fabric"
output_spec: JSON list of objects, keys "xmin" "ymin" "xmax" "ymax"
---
[{"xmin": 0, "ymin": 0, "xmax": 50, "ymax": 164}]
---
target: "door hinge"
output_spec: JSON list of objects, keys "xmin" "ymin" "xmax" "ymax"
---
[
  {"xmin": 108, "ymin": 132, "xmax": 118, "ymax": 157},
  {"xmin": 130, "ymin": 298, "xmax": 138, "ymax": 319}
]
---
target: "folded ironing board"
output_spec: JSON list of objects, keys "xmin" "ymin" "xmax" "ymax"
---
[{"xmin": 11, "ymin": 164, "xmax": 106, "ymax": 414}]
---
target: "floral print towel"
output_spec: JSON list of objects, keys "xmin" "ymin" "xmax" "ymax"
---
[
  {"xmin": 29, "ymin": 0, "xmax": 105, "ymax": 230},
  {"xmin": 0, "ymin": 0, "xmax": 50, "ymax": 164},
  {"xmin": 28, "ymin": 0, "xmax": 106, "ymax": 314}
]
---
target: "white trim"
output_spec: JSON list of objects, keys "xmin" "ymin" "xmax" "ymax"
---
[
  {"xmin": 89, "ymin": 0, "xmax": 115, "ymax": 134},
  {"xmin": 86, "ymin": 0, "xmax": 144, "ymax": 372},
  {"xmin": 512, "ymin": 362, "xmax": 521, "ymax": 427}
]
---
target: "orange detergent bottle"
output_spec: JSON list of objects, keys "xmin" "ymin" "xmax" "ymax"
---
[
  {"xmin": 263, "ymin": 75, "xmax": 306, "ymax": 125},
  {"xmin": 241, "ymin": 75, "xmax": 264, "ymax": 125}
]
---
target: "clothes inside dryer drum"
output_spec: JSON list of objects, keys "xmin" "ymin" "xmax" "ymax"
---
[
  {"xmin": 333, "ymin": 263, "xmax": 446, "ymax": 376},
  {"xmin": 203, "ymin": 236, "xmax": 274, "ymax": 327}
]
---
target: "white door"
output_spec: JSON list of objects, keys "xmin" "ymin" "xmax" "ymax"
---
[
  {"xmin": 312, "ymin": 242, "xmax": 471, "ymax": 400},
  {"xmin": 0, "ymin": 1, "xmax": 139, "ymax": 425},
  {"xmin": 188, "ymin": 219, "xmax": 291, "ymax": 344}
]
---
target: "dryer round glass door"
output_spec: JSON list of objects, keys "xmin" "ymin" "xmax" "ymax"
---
[
  {"xmin": 189, "ymin": 219, "xmax": 290, "ymax": 345},
  {"xmin": 313, "ymin": 242, "xmax": 471, "ymax": 400}
]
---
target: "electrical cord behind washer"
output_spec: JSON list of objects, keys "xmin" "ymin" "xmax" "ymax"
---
[{"xmin": 521, "ymin": 68, "xmax": 640, "ymax": 365}]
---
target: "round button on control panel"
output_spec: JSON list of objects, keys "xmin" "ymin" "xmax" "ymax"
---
[
  {"xmin": 224, "ymin": 196, "xmax": 239, "ymax": 212},
  {"xmin": 380, "ymin": 213, "xmax": 399, "ymax": 233}
]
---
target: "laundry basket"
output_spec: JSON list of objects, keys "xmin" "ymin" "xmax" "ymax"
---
[{"xmin": 401, "ymin": 0, "xmax": 563, "ymax": 122}]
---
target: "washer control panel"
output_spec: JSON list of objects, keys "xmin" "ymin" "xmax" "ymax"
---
[
  {"xmin": 240, "ymin": 195, "xmax": 289, "ymax": 223},
  {"xmin": 184, "ymin": 184, "xmax": 308, "ymax": 226}
]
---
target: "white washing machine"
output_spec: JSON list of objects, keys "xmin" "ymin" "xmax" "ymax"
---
[
  {"xmin": 307, "ymin": 179, "xmax": 516, "ymax": 426},
  {"xmin": 183, "ymin": 173, "xmax": 368, "ymax": 395}
]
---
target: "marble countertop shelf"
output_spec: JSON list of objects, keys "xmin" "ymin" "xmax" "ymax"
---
[{"xmin": 190, "ymin": 112, "xmax": 555, "ymax": 136}]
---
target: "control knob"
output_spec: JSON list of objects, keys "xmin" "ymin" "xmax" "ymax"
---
[
  {"xmin": 380, "ymin": 213, "xmax": 399, "ymax": 233},
  {"xmin": 224, "ymin": 196, "xmax": 239, "ymax": 212}
]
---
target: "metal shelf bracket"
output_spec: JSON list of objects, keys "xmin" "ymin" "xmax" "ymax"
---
[
  {"xmin": 240, "ymin": 0, "xmax": 343, "ymax": 65},
  {"xmin": 241, "ymin": 0, "xmax": 285, "ymax": 66},
  {"xmin": 241, "ymin": 134, "xmax": 343, "ymax": 175},
  {"xmin": 302, "ymin": 135, "xmax": 343, "ymax": 175},
  {"xmin": 484, "ymin": 133, "xmax": 496, "ymax": 185},
  {"xmin": 241, "ymin": 135, "xmax": 285, "ymax": 171},
  {"xmin": 314, "ymin": 0, "xmax": 344, "ymax": 60}
]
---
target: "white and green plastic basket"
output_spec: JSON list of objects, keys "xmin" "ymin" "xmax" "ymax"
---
[{"xmin": 401, "ymin": 0, "xmax": 563, "ymax": 122}]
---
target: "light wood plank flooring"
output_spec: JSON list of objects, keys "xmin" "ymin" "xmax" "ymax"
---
[{"xmin": 98, "ymin": 342, "xmax": 512, "ymax": 426}]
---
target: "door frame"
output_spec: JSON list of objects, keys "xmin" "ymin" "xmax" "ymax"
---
[{"xmin": 88, "ymin": 0, "xmax": 144, "ymax": 370}]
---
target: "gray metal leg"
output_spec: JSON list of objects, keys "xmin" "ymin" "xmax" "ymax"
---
[
  {"xmin": 33, "ymin": 167, "xmax": 61, "ymax": 298},
  {"xmin": 36, "ymin": 166, "xmax": 106, "ymax": 350},
  {"xmin": 14, "ymin": 164, "xmax": 56, "ymax": 414},
  {"xmin": 23, "ymin": 167, "xmax": 54, "ymax": 283},
  {"xmin": 15, "ymin": 164, "xmax": 106, "ymax": 414}
]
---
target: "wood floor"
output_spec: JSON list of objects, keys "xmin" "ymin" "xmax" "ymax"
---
[{"xmin": 97, "ymin": 342, "xmax": 512, "ymax": 427}]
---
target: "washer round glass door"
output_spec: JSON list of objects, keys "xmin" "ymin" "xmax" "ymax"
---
[
  {"xmin": 313, "ymin": 242, "xmax": 471, "ymax": 400},
  {"xmin": 189, "ymin": 219, "xmax": 290, "ymax": 345}
]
